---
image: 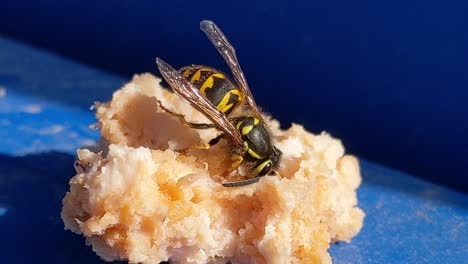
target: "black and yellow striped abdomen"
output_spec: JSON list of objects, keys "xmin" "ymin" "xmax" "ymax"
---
[{"xmin": 181, "ymin": 66, "xmax": 243, "ymax": 115}]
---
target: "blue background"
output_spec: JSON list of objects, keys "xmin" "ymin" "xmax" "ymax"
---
[
  {"xmin": 0, "ymin": 1, "xmax": 467, "ymax": 263},
  {"xmin": 1, "ymin": 0, "xmax": 467, "ymax": 192}
]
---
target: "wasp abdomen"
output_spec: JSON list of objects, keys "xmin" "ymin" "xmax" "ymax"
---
[{"xmin": 181, "ymin": 66, "xmax": 242, "ymax": 115}]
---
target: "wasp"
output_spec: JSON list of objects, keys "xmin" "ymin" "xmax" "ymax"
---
[{"xmin": 156, "ymin": 20, "xmax": 282, "ymax": 187}]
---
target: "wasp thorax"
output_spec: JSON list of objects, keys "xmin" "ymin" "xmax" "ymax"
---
[{"xmin": 235, "ymin": 117, "xmax": 281, "ymax": 175}]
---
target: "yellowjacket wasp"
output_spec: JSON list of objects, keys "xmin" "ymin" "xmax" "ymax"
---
[{"xmin": 156, "ymin": 20, "xmax": 281, "ymax": 187}]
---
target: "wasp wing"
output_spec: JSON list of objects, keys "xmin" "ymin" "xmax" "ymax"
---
[
  {"xmin": 156, "ymin": 58, "xmax": 243, "ymax": 146},
  {"xmin": 200, "ymin": 20, "xmax": 263, "ymax": 119}
]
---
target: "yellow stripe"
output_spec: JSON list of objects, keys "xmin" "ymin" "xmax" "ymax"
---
[
  {"xmin": 216, "ymin": 90, "xmax": 239, "ymax": 113},
  {"xmin": 182, "ymin": 69, "xmax": 192, "ymax": 78},
  {"xmin": 230, "ymin": 89, "xmax": 244, "ymax": 102},
  {"xmin": 248, "ymin": 148, "xmax": 263, "ymax": 159},
  {"xmin": 236, "ymin": 120, "xmax": 242, "ymax": 130},
  {"xmin": 241, "ymin": 125, "xmax": 253, "ymax": 136},
  {"xmin": 231, "ymin": 89, "xmax": 241, "ymax": 96},
  {"xmin": 190, "ymin": 68, "xmax": 212, "ymax": 83},
  {"xmin": 242, "ymin": 141, "xmax": 249, "ymax": 152},
  {"xmin": 200, "ymin": 73, "xmax": 224, "ymax": 96},
  {"xmin": 253, "ymin": 118, "xmax": 260, "ymax": 125},
  {"xmin": 254, "ymin": 160, "xmax": 271, "ymax": 175}
]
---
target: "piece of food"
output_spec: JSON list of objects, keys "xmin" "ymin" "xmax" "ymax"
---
[{"xmin": 61, "ymin": 73, "xmax": 364, "ymax": 264}]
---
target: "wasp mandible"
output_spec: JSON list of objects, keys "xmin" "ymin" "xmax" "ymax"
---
[{"xmin": 156, "ymin": 20, "xmax": 282, "ymax": 187}]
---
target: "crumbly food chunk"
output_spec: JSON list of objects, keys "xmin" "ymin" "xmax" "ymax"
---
[{"xmin": 61, "ymin": 73, "xmax": 364, "ymax": 264}]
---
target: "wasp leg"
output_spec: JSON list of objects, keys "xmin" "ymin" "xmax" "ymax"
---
[
  {"xmin": 222, "ymin": 177, "xmax": 262, "ymax": 187},
  {"xmin": 229, "ymin": 154, "xmax": 244, "ymax": 171},
  {"xmin": 226, "ymin": 141, "xmax": 249, "ymax": 170},
  {"xmin": 157, "ymin": 100, "xmax": 217, "ymax": 129},
  {"xmin": 193, "ymin": 134, "xmax": 224, "ymax": 150}
]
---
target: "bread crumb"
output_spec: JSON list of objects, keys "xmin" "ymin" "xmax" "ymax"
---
[{"xmin": 61, "ymin": 73, "xmax": 364, "ymax": 263}]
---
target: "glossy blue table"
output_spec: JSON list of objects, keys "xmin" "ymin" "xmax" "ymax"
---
[{"xmin": 0, "ymin": 36, "xmax": 466, "ymax": 263}]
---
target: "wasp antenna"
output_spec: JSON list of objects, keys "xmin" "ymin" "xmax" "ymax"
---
[{"xmin": 222, "ymin": 177, "xmax": 261, "ymax": 187}]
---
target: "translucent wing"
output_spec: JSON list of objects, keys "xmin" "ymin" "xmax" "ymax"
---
[
  {"xmin": 156, "ymin": 58, "xmax": 243, "ymax": 146},
  {"xmin": 200, "ymin": 20, "xmax": 263, "ymax": 119}
]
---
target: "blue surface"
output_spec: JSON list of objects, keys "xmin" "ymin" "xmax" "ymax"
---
[
  {"xmin": 1, "ymin": 0, "xmax": 467, "ymax": 192},
  {"xmin": 0, "ymin": 37, "xmax": 467, "ymax": 263},
  {"xmin": 0, "ymin": 37, "xmax": 123, "ymax": 154}
]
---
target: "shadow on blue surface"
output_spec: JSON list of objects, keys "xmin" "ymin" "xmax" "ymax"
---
[{"xmin": 0, "ymin": 152, "xmax": 102, "ymax": 263}]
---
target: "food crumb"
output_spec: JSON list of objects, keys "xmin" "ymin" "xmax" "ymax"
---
[{"xmin": 61, "ymin": 73, "xmax": 364, "ymax": 264}]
